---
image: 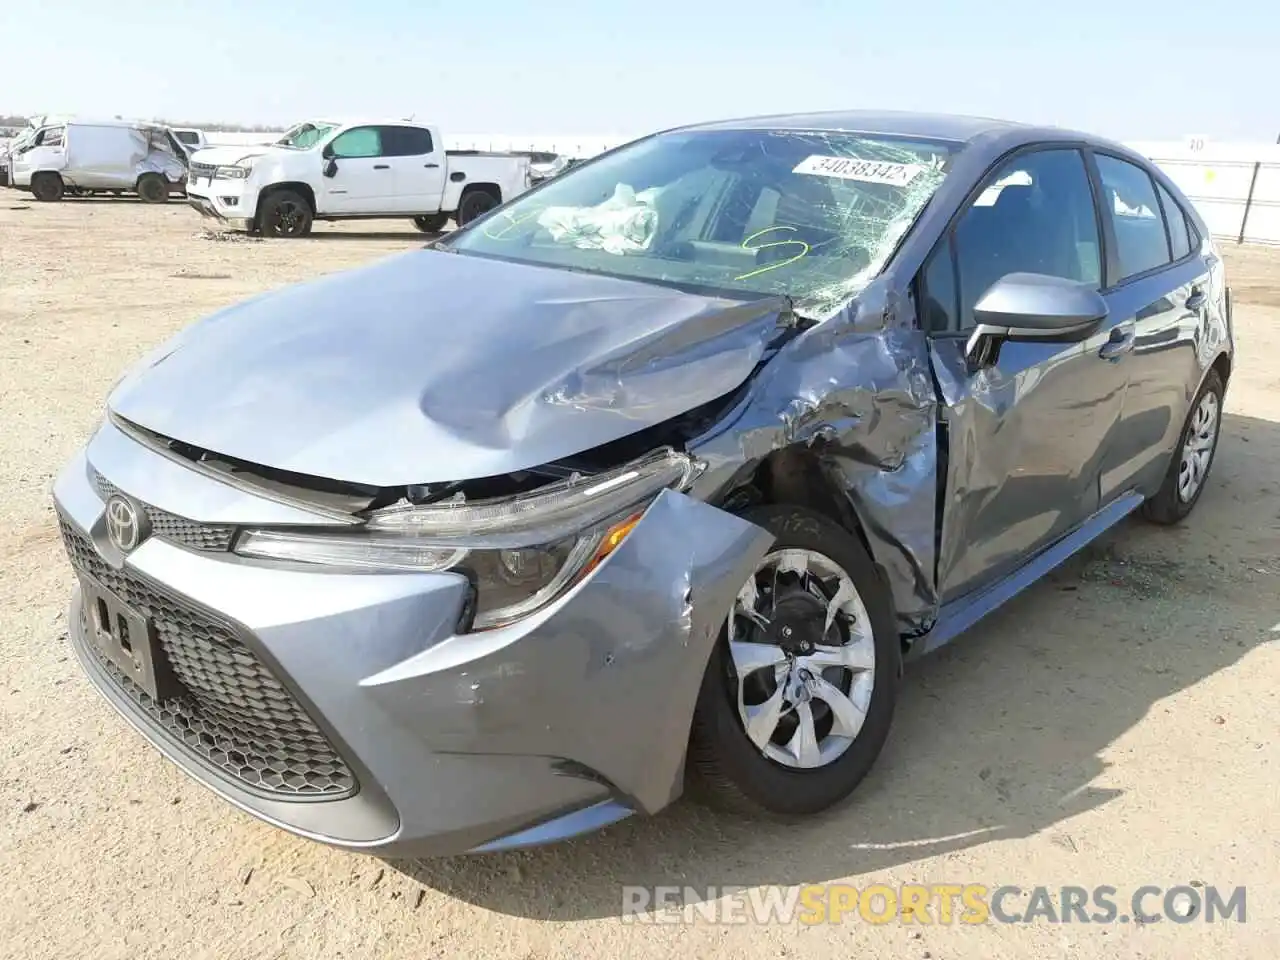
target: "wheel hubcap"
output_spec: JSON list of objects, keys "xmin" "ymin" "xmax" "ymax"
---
[
  {"xmin": 273, "ymin": 201, "xmax": 303, "ymax": 235},
  {"xmin": 1178, "ymin": 391, "xmax": 1219, "ymax": 503},
  {"xmin": 727, "ymin": 548, "xmax": 875, "ymax": 770}
]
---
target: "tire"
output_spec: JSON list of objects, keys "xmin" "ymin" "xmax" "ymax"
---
[
  {"xmin": 412, "ymin": 213, "xmax": 450, "ymax": 234},
  {"xmin": 1141, "ymin": 369, "xmax": 1225, "ymax": 525},
  {"xmin": 136, "ymin": 173, "xmax": 168, "ymax": 204},
  {"xmin": 258, "ymin": 189, "xmax": 313, "ymax": 238},
  {"xmin": 31, "ymin": 172, "xmax": 64, "ymax": 202},
  {"xmin": 687, "ymin": 504, "xmax": 900, "ymax": 818},
  {"xmin": 454, "ymin": 188, "xmax": 499, "ymax": 226}
]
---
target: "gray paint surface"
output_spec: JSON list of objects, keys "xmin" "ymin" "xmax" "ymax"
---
[
  {"xmin": 52, "ymin": 110, "xmax": 1234, "ymax": 856},
  {"xmin": 108, "ymin": 249, "xmax": 792, "ymax": 486},
  {"xmin": 56, "ymin": 451, "xmax": 772, "ymax": 855}
]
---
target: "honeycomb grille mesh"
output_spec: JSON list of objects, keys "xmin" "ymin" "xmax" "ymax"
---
[
  {"xmin": 60, "ymin": 518, "xmax": 357, "ymax": 800},
  {"xmin": 91, "ymin": 470, "xmax": 235, "ymax": 551}
]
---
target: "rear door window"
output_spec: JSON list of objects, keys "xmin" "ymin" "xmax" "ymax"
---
[
  {"xmin": 1155, "ymin": 181, "xmax": 1193, "ymax": 261},
  {"xmin": 379, "ymin": 126, "xmax": 433, "ymax": 157},
  {"xmin": 1096, "ymin": 154, "xmax": 1172, "ymax": 281}
]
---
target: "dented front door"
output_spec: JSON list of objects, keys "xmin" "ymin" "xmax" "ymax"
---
[
  {"xmin": 929, "ymin": 333, "xmax": 1126, "ymax": 602},
  {"xmin": 920, "ymin": 146, "xmax": 1129, "ymax": 602}
]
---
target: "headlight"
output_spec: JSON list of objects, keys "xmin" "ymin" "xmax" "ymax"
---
[
  {"xmin": 213, "ymin": 165, "xmax": 251, "ymax": 180},
  {"xmin": 234, "ymin": 448, "xmax": 700, "ymax": 629}
]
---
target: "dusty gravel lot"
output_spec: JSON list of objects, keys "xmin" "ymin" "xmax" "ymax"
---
[{"xmin": 1, "ymin": 199, "xmax": 1278, "ymax": 960}]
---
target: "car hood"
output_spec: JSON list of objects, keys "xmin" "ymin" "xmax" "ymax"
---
[
  {"xmin": 108, "ymin": 249, "xmax": 791, "ymax": 487},
  {"xmin": 188, "ymin": 145, "xmax": 275, "ymax": 167}
]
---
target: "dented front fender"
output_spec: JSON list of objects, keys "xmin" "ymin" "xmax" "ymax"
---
[{"xmin": 363, "ymin": 489, "xmax": 774, "ymax": 815}]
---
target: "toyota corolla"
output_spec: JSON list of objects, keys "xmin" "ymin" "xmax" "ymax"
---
[{"xmin": 54, "ymin": 111, "xmax": 1232, "ymax": 856}]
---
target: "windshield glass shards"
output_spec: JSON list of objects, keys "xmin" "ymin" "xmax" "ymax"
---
[
  {"xmin": 275, "ymin": 122, "xmax": 336, "ymax": 150},
  {"xmin": 443, "ymin": 128, "xmax": 957, "ymax": 318}
]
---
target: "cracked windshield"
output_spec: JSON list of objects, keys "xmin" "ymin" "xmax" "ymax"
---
[
  {"xmin": 274, "ymin": 121, "xmax": 335, "ymax": 149},
  {"xmin": 445, "ymin": 128, "xmax": 955, "ymax": 317}
]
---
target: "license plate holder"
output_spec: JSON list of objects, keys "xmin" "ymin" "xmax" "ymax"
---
[{"xmin": 79, "ymin": 575, "xmax": 174, "ymax": 701}]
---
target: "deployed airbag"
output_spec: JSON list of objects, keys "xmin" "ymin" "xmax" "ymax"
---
[{"xmin": 536, "ymin": 183, "xmax": 661, "ymax": 254}]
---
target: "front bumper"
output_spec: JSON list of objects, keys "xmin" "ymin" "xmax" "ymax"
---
[
  {"xmin": 54, "ymin": 420, "xmax": 770, "ymax": 856},
  {"xmin": 187, "ymin": 184, "xmax": 255, "ymax": 231}
]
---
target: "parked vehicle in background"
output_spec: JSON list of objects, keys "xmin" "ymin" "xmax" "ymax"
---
[
  {"xmin": 9, "ymin": 119, "xmax": 189, "ymax": 202},
  {"xmin": 2, "ymin": 124, "xmax": 41, "ymax": 188},
  {"xmin": 526, "ymin": 151, "xmax": 586, "ymax": 184},
  {"xmin": 53, "ymin": 110, "xmax": 1232, "ymax": 857},
  {"xmin": 169, "ymin": 127, "xmax": 208, "ymax": 154},
  {"xmin": 185, "ymin": 118, "xmax": 534, "ymax": 237}
]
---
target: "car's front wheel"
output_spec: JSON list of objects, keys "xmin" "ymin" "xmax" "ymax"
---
[
  {"xmin": 687, "ymin": 504, "xmax": 900, "ymax": 817},
  {"xmin": 31, "ymin": 172, "xmax": 64, "ymax": 202},
  {"xmin": 258, "ymin": 189, "xmax": 313, "ymax": 238},
  {"xmin": 136, "ymin": 173, "xmax": 168, "ymax": 203}
]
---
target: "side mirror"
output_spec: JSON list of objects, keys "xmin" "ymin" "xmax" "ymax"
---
[
  {"xmin": 965, "ymin": 272, "xmax": 1107, "ymax": 369},
  {"xmin": 322, "ymin": 157, "xmax": 338, "ymax": 179}
]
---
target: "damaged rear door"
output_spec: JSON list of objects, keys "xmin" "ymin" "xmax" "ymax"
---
[{"xmin": 919, "ymin": 145, "xmax": 1128, "ymax": 601}]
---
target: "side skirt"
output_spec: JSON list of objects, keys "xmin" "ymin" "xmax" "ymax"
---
[{"xmin": 911, "ymin": 491, "xmax": 1145, "ymax": 659}]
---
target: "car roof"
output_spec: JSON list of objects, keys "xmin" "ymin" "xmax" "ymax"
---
[
  {"xmin": 308, "ymin": 118, "xmax": 427, "ymax": 128},
  {"xmin": 672, "ymin": 109, "xmax": 1146, "ymax": 166},
  {"xmin": 680, "ymin": 109, "xmax": 1024, "ymax": 142},
  {"xmin": 51, "ymin": 118, "xmax": 168, "ymax": 131}
]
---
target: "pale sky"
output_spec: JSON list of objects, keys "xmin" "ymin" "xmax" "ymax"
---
[{"xmin": 3, "ymin": 0, "xmax": 1277, "ymax": 141}]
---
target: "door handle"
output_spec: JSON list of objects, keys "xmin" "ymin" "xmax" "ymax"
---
[
  {"xmin": 1184, "ymin": 288, "xmax": 1206, "ymax": 311},
  {"xmin": 1099, "ymin": 327, "xmax": 1135, "ymax": 361},
  {"xmin": 424, "ymin": 162, "xmax": 440, "ymax": 168},
  {"xmin": 373, "ymin": 164, "xmax": 390, "ymax": 170}
]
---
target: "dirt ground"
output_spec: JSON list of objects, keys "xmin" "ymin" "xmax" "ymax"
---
[{"xmin": 1, "ymin": 198, "xmax": 1277, "ymax": 960}]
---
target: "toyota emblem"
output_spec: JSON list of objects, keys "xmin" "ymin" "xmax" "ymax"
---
[{"xmin": 105, "ymin": 495, "xmax": 142, "ymax": 552}]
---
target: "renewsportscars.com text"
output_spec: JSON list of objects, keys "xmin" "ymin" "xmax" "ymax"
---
[{"xmin": 621, "ymin": 883, "xmax": 1247, "ymax": 925}]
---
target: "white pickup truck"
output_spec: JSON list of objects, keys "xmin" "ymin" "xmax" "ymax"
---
[{"xmin": 185, "ymin": 119, "xmax": 534, "ymax": 237}]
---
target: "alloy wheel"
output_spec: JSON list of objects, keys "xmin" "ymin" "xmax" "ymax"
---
[
  {"xmin": 727, "ymin": 548, "xmax": 876, "ymax": 770},
  {"xmin": 272, "ymin": 200, "xmax": 305, "ymax": 236},
  {"xmin": 1178, "ymin": 391, "xmax": 1220, "ymax": 502}
]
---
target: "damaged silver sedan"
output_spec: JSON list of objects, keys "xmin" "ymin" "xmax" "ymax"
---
[{"xmin": 53, "ymin": 111, "xmax": 1234, "ymax": 856}]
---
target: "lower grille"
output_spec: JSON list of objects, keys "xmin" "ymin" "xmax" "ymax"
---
[{"xmin": 60, "ymin": 518, "xmax": 357, "ymax": 800}]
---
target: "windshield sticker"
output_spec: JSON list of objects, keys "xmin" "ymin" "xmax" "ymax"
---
[{"xmin": 793, "ymin": 155, "xmax": 925, "ymax": 186}]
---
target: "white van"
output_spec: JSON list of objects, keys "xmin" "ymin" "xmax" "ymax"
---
[{"xmin": 9, "ymin": 119, "xmax": 189, "ymax": 202}]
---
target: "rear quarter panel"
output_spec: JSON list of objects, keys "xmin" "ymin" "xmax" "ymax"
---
[{"xmin": 445, "ymin": 154, "xmax": 531, "ymax": 207}]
